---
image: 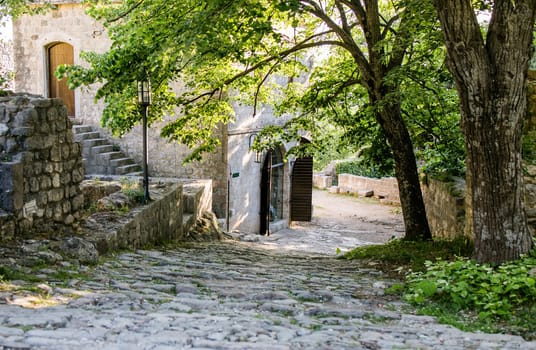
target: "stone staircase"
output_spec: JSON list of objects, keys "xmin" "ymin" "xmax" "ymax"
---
[{"xmin": 72, "ymin": 125, "xmax": 142, "ymax": 176}]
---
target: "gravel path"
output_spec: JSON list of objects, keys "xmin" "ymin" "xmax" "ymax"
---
[
  {"xmin": 1, "ymin": 241, "xmax": 535, "ymax": 349},
  {"xmin": 1, "ymin": 190, "xmax": 535, "ymax": 349}
]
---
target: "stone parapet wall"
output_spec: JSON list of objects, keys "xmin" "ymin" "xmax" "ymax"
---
[
  {"xmin": 82, "ymin": 179, "xmax": 213, "ymax": 254},
  {"xmin": 421, "ymin": 177, "xmax": 466, "ymax": 240},
  {"xmin": 0, "ymin": 95, "xmax": 84, "ymax": 239},
  {"xmin": 337, "ymin": 174, "xmax": 400, "ymax": 203},
  {"xmin": 82, "ymin": 183, "xmax": 183, "ymax": 254},
  {"xmin": 523, "ymin": 165, "xmax": 536, "ymax": 234},
  {"xmin": 313, "ymin": 174, "xmax": 332, "ymax": 189}
]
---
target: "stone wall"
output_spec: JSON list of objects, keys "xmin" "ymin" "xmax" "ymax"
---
[
  {"xmin": 313, "ymin": 174, "xmax": 332, "ymax": 189},
  {"xmin": 0, "ymin": 95, "xmax": 84, "ymax": 239},
  {"xmin": 81, "ymin": 179, "xmax": 213, "ymax": 254},
  {"xmin": 337, "ymin": 174, "xmax": 400, "ymax": 203},
  {"xmin": 421, "ymin": 177, "xmax": 466, "ymax": 240}
]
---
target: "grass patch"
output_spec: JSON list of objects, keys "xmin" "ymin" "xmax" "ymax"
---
[
  {"xmin": 342, "ymin": 237, "xmax": 536, "ymax": 340},
  {"xmin": 0, "ymin": 266, "xmax": 44, "ymax": 283},
  {"xmin": 405, "ymin": 248, "xmax": 536, "ymax": 340},
  {"xmin": 341, "ymin": 237, "xmax": 472, "ymax": 276}
]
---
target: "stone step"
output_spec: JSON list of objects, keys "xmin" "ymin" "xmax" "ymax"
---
[
  {"xmin": 73, "ymin": 123, "xmax": 142, "ymax": 177},
  {"xmin": 72, "ymin": 125, "xmax": 93, "ymax": 134},
  {"xmin": 110, "ymin": 157, "xmax": 136, "ymax": 168},
  {"xmin": 74, "ymin": 131, "xmax": 101, "ymax": 142},
  {"xmin": 91, "ymin": 144, "xmax": 114, "ymax": 155},
  {"xmin": 125, "ymin": 171, "xmax": 143, "ymax": 177},
  {"xmin": 97, "ymin": 151, "xmax": 124, "ymax": 161},
  {"xmin": 82, "ymin": 138, "xmax": 108, "ymax": 148},
  {"xmin": 114, "ymin": 164, "xmax": 142, "ymax": 175}
]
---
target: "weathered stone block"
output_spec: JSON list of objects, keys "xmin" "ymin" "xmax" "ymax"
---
[
  {"xmin": 39, "ymin": 175, "xmax": 52, "ymax": 191},
  {"xmin": 61, "ymin": 144, "xmax": 70, "ymax": 160},
  {"xmin": 52, "ymin": 173, "xmax": 61, "ymax": 188},
  {"xmin": 72, "ymin": 168, "xmax": 84, "ymax": 183},
  {"xmin": 5, "ymin": 138, "xmax": 18, "ymax": 153},
  {"xmin": 29, "ymin": 98, "xmax": 51, "ymax": 108},
  {"xmin": 71, "ymin": 194, "xmax": 84, "ymax": 211},
  {"xmin": 11, "ymin": 126, "xmax": 34, "ymax": 137},
  {"xmin": 62, "ymin": 200, "xmax": 71, "ymax": 214},
  {"xmin": 29, "ymin": 177, "xmax": 40, "ymax": 193},
  {"xmin": 48, "ymin": 188, "xmax": 64, "ymax": 202},
  {"xmin": 15, "ymin": 108, "xmax": 38, "ymax": 127},
  {"xmin": 0, "ymin": 161, "xmax": 23, "ymax": 212},
  {"xmin": 46, "ymin": 107, "xmax": 58, "ymax": 121},
  {"xmin": 53, "ymin": 203, "xmax": 63, "ymax": 222},
  {"xmin": 50, "ymin": 145, "xmax": 61, "ymax": 161},
  {"xmin": 0, "ymin": 122, "xmax": 8, "ymax": 136}
]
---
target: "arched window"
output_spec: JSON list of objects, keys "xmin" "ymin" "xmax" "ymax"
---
[{"xmin": 48, "ymin": 42, "xmax": 75, "ymax": 116}]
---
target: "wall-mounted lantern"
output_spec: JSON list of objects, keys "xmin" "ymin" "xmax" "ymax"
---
[
  {"xmin": 249, "ymin": 133, "xmax": 263, "ymax": 163},
  {"xmin": 254, "ymin": 151, "xmax": 264, "ymax": 164},
  {"xmin": 137, "ymin": 79, "xmax": 151, "ymax": 204}
]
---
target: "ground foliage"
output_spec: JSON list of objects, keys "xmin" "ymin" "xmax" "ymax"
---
[{"xmin": 344, "ymin": 239, "xmax": 536, "ymax": 340}]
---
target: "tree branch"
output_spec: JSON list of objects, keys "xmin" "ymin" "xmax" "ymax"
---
[
  {"xmin": 181, "ymin": 33, "xmax": 347, "ymax": 106},
  {"xmin": 299, "ymin": 0, "xmax": 373, "ymax": 84},
  {"xmin": 253, "ymin": 62, "xmax": 278, "ymax": 117},
  {"xmin": 105, "ymin": 0, "xmax": 145, "ymax": 24}
]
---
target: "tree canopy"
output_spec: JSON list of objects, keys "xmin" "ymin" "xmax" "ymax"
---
[{"xmin": 64, "ymin": 0, "xmax": 467, "ymax": 241}]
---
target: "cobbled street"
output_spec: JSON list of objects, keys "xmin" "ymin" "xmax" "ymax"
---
[{"xmin": 1, "ymin": 191, "xmax": 536, "ymax": 349}]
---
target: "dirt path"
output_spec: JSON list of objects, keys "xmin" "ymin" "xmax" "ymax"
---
[{"xmin": 236, "ymin": 189, "xmax": 405, "ymax": 255}]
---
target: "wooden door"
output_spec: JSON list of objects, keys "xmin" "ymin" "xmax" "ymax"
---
[
  {"xmin": 290, "ymin": 155, "xmax": 313, "ymax": 221},
  {"xmin": 48, "ymin": 43, "xmax": 75, "ymax": 116}
]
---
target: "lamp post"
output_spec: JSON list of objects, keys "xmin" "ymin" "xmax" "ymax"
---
[{"xmin": 138, "ymin": 80, "xmax": 151, "ymax": 204}]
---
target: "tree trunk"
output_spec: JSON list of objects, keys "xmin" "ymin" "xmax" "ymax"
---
[
  {"xmin": 372, "ymin": 92, "xmax": 432, "ymax": 241},
  {"xmin": 434, "ymin": 0, "xmax": 535, "ymax": 264}
]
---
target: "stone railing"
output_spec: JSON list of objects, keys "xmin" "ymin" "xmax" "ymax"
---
[{"xmin": 0, "ymin": 95, "xmax": 84, "ymax": 240}]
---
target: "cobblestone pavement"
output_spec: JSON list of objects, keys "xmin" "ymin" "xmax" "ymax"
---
[{"xmin": 1, "ymin": 241, "xmax": 536, "ymax": 350}]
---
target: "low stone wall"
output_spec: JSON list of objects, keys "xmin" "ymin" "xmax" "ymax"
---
[
  {"xmin": 421, "ymin": 177, "xmax": 466, "ymax": 240},
  {"xmin": 313, "ymin": 174, "xmax": 332, "ymax": 189},
  {"xmin": 83, "ymin": 183, "xmax": 183, "ymax": 254},
  {"xmin": 183, "ymin": 180, "xmax": 213, "ymax": 232},
  {"xmin": 337, "ymin": 174, "xmax": 400, "ymax": 203},
  {"xmin": 81, "ymin": 179, "xmax": 214, "ymax": 254},
  {"xmin": 523, "ymin": 165, "xmax": 536, "ymax": 234},
  {"xmin": 0, "ymin": 95, "xmax": 84, "ymax": 239}
]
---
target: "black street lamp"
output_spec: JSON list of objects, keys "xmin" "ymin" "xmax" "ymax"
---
[{"xmin": 138, "ymin": 80, "xmax": 151, "ymax": 204}]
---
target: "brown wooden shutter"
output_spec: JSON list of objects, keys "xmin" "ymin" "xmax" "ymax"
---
[
  {"xmin": 48, "ymin": 43, "xmax": 75, "ymax": 116},
  {"xmin": 290, "ymin": 156, "xmax": 313, "ymax": 221}
]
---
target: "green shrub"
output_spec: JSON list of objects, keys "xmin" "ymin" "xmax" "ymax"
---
[
  {"xmin": 336, "ymin": 159, "xmax": 394, "ymax": 179},
  {"xmin": 404, "ymin": 248, "xmax": 536, "ymax": 320}
]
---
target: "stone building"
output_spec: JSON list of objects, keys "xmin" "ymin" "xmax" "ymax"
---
[{"xmin": 11, "ymin": 1, "xmax": 313, "ymax": 235}]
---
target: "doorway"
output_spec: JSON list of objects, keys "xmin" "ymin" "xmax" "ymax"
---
[
  {"xmin": 48, "ymin": 42, "xmax": 75, "ymax": 116},
  {"xmin": 259, "ymin": 148, "xmax": 285, "ymax": 235}
]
